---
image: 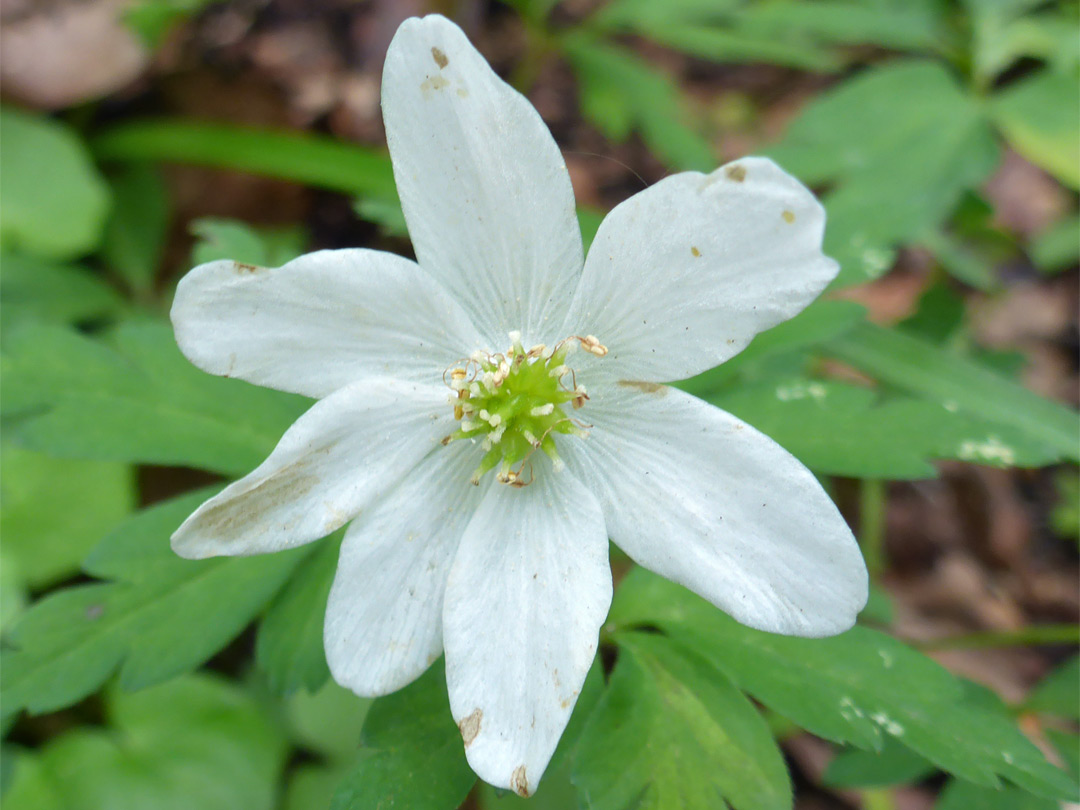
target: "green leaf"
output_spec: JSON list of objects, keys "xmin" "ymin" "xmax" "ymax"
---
[
  {"xmin": 1023, "ymin": 655, "xmax": 1079, "ymax": 720},
  {"xmin": 767, "ymin": 61, "xmax": 998, "ymax": 286},
  {"xmin": 256, "ymin": 536, "xmax": 338, "ymax": 695},
  {"xmin": 15, "ymin": 674, "xmax": 287, "ymax": 810},
  {"xmin": 0, "ymin": 252, "xmax": 124, "ymax": 331},
  {"xmin": 330, "ymin": 661, "xmax": 476, "ymax": 810},
  {"xmin": 678, "ymin": 299, "xmax": 867, "ymax": 396},
  {"xmin": 934, "ymin": 778, "xmax": 1059, "ymax": 810},
  {"xmin": 825, "ymin": 321, "xmax": 1079, "ymax": 462},
  {"xmin": 1046, "ymin": 729, "xmax": 1079, "ymax": 784},
  {"xmin": 284, "ymin": 763, "xmax": 356, "ymax": 810},
  {"xmin": 966, "ymin": 0, "xmax": 1080, "ymax": 86},
  {"xmin": 2, "ymin": 749, "xmax": 64, "ymax": 810},
  {"xmin": 634, "ymin": 24, "xmax": 839, "ymax": 72},
  {"xmin": 286, "ymin": 680, "xmax": 372, "ymax": 762},
  {"xmin": 1, "ymin": 321, "xmax": 309, "ymax": 474},
  {"xmin": 824, "ymin": 738, "xmax": 935, "ymax": 788},
  {"xmin": 1, "ymin": 490, "xmax": 307, "ymax": 717},
  {"xmin": 563, "ymin": 34, "xmax": 714, "ymax": 171},
  {"xmin": 124, "ymin": 0, "xmax": 218, "ymax": 48},
  {"xmin": 591, "ymin": 0, "xmax": 838, "ymax": 71},
  {"xmin": 1031, "ymin": 215, "xmax": 1080, "ymax": 275},
  {"xmin": 354, "ymin": 196, "xmax": 409, "ymax": 237},
  {"xmin": 609, "ymin": 569, "xmax": 1078, "ymax": 800},
  {"xmin": 100, "ymin": 164, "xmax": 169, "ymax": 293},
  {"xmin": 92, "ymin": 119, "xmax": 396, "ymax": 199},
  {"xmin": 740, "ymin": 1, "xmax": 946, "ymax": 51},
  {"xmin": 574, "ymin": 631, "xmax": 791, "ymax": 810},
  {"xmin": 189, "ymin": 217, "xmax": 306, "ymax": 268},
  {"xmin": 992, "ymin": 70, "xmax": 1080, "ymax": 190},
  {"xmin": 1, "ymin": 443, "xmax": 134, "ymax": 587},
  {"xmin": 0, "ymin": 107, "xmax": 111, "ymax": 260},
  {"xmin": 710, "ymin": 379, "xmax": 1059, "ymax": 479}
]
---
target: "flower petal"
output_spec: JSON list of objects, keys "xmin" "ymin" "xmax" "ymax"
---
[
  {"xmin": 171, "ymin": 377, "xmax": 452, "ymax": 559},
  {"xmin": 564, "ymin": 157, "xmax": 838, "ymax": 383},
  {"xmin": 382, "ymin": 15, "xmax": 583, "ymax": 348},
  {"xmin": 171, "ymin": 248, "xmax": 484, "ymax": 398},
  {"xmin": 566, "ymin": 382, "xmax": 867, "ymax": 636},
  {"xmin": 442, "ymin": 465, "xmax": 611, "ymax": 797},
  {"xmin": 324, "ymin": 440, "xmax": 485, "ymax": 697}
]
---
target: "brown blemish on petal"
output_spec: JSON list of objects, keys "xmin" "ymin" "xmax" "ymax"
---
[
  {"xmin": 782, "ymin": 210, "xmax": 796, "ymax": 223},
  {"xmin": 420, "ymin": 75, "xmax": 449, "ymax": 95},
  {"xmin": 234, "ymin": 262, "xmax": 263, "ymax": 274},
  {"xmin": 511, "ymin": 765, "xmax": 529, "ymax": 798},
  {"xmin": 617, "ymin": 380, "xmax": 668, "ymax": 396},
  {"xmin": 690, "ymin": 246, "xmax": 701, "ymax": 257},
  {"xmin": 192, "ymin": 462, "xmax": 322, "ymax": 536},
  {"xmin": 725, "ymin": 164, "xmax": 747, "ymax": 182},
  {"xmin": 459, "ymin": 708, "xmax": 482, "ymax": 746},
  {"xmin": 431, "ymin": 46, "xmax": 448, "ymax": 68}
]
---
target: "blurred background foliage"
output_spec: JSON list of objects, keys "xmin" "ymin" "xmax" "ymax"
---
[{"xmin": 0, "ymin": 0, "xmax": 1077, "ymax": 809}]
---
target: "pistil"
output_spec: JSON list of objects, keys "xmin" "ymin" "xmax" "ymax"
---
[{"xmin": 442, "ymin": 333, "xmax": 605, "ymax": 486}]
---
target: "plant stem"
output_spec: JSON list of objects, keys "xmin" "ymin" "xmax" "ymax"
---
[
  {"xmin": 915, "ymin": 624, "xmax": 1080, "ymax": 651},
  {"xmin": 859, "ymin": 478, "xmax": 887, "ymax": 578}
]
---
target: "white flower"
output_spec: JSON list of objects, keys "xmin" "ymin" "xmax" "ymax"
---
[{"xmin": 170, "ymin": 14, "xmax": 868, "ymax": 797}]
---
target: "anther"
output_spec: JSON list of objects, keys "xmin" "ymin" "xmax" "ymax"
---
[{"xmin": 580, "ymin": 335, "xmax": 608, "ymax": 357}]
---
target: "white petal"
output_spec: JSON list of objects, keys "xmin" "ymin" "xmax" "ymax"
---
[
  {"xmin": 564, "ymin": 157, "xmax": 838, "ymax": 383},
  {"xmin": 324, "ymin": 440, "xmax": 485, "ymax": 697},
  {"xmin": 171, "ymin": 377, "xmax": 453, "ymax": 559},
  {"xmin": 382, "ymin": 15, "xmax": 583, "ymax": 348},
  {"xmin": 443, "ymin": 465, "xmax": 611, "ymax": 796},
  {"xmin": 566, "ymin": 382, "xmax": 867, "ymax": 636},
  {"xmin": 171, "ymin": 248, "xmax": 484, "ymax": 398}
]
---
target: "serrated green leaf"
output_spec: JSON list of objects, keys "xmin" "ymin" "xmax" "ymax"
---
[
  {"xmin": 766, "ymin": 61, "xmax": 998, "ymax": 286},
  {"xmin": 257, "ymin": 536, "xmax": 338, "ymax": 695},
  {"xmin": 710, "ymin": 378, "xmax": 1059, "ymax": 478},
  {"xmin": 330, "ymin": 661, "xmax": 476, "ymax": 810},
  {"xmin": 100, "ymin": 164, "xmax": 169, "ymax": 293},
  {"xmin": 1, "ymin": 490, "xmax": 307, "ymax": 717},
  {"xmin": 1, "ymin": 321, "xmax": 309, "ymax": 474},
  {"xmin": 574, "ymin": 631, "xmax": 791, "ymax": 810},
  {"xmin": 563, "ymin": 35, "xmax": 714, "ymax": 171},
  {"xmin": 0, "ymin": 252, "xmax": 124, "ymax": 331},
  {"xmin": 826, "ymin": 322, "xmax": 1079, "ymax": 462},
  {"xmin": 1, "ymin": 443, "xmax": 134, "ymax": 587},
  {"xmin": 824, "ymin": 738, "xmax": 935, "ymax": 788},
  {"xmin": 609, "ymin": 568, "xmax": 1078, "ymax": 801},
  {"xmin": 992, "ymin": 70, "xmax": 1080, "ymax": 189},
  {"xmin": 0, "ymin": 107, "xmax": 110, "ymax": 260},
  {"xmin": 13, "ymin": 674, "xmax": 287, "ymax": 810},
  {"xmin": 1024, "ymin": 655, "xmax": 1079, "ymax": 720}
]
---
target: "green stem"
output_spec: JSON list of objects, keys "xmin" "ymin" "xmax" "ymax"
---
[
  {"xmin": 915, "ymin": 624, "xmax": 1080, "ymax": 651},
  {"xmin": 859, "ymin": 479, "xmax": 887, "ymax": 579}
]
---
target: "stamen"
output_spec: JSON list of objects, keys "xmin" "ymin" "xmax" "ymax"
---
[{"xmin": 443, "ymin": 333, "xmax": 606, "ymax": 486}]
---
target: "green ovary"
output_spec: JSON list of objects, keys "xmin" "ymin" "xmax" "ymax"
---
[{"xmin": 443, "ymin": 333, "xmax": 602, "ymax": 486}]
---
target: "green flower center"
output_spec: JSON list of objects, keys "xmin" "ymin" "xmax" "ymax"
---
[{"xmin": 443, "ymin": 332, "xmax": 607, "ymax": 486}]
